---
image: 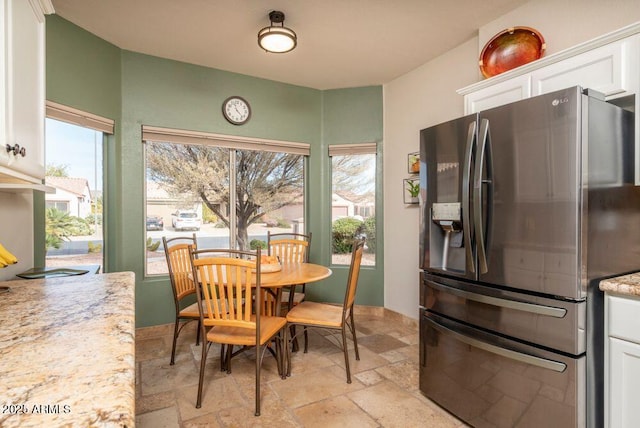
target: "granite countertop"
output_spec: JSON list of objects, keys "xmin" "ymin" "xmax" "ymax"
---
[
  {"xmin": 0, "ymin": 271, "xmax": 135, "ymax": 427},
  {"xmin": 599, "ymin": 272, "xmax": 640, "ymax": 297}
]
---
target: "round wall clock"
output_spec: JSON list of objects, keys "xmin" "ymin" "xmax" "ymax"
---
[{"xmin": 222, "ymin": 96, "xmax": 251, "ymax": 125}]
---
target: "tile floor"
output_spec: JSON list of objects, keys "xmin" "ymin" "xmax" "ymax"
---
[{"xmin": 135, "ymin": 307, "xmax": 467, "ymax": 427}]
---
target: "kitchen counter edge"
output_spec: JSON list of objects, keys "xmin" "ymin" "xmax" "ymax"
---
[
  {"xmin": 0, "ymin": 271, "xmax": 135, "ymax": 428},
  {"xmin": 599, "ymin": 272, "xmax": 640, "ymax": 297}
]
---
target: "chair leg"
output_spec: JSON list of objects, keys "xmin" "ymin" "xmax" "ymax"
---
[
  {"xmin": 349, "ymin": 311, "xmax": 360, "ymax": 361},
  {"xmin": 255, "ymin": 344, "xmax": 262, "ymax": 416},
  {"xmin": 286, "ymin": 326, "xmax": 293, "ymax": 377},
  {"xmin": 195, "ymin": 319, "xmax": 201, "ymax": 346},
  {"xmin": 220, "ymin": 344, "xmax": 226, "ymax": 371},
  {"xmin": 225, "ymin": 344, "xmax": 233, "ymax": 374},
  {"xmin": 279, "ymin": 327, "xmax": 288, "ymax": 379},
  {"xmin": 170, "ymin": 317, "xmax": 180, "ymax": 365},
  {"xmin": 341, "ymin": 326, "xmax": 352, "ymax": 384},
  {"xmin": 196, "ymin": 340, "xmax": 209, "ymax": 408},
  {"xmin": 303, "ymin": 326, "xmax": 309, "ymax": 353}
]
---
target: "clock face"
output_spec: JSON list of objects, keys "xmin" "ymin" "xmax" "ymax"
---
[{"xmin": 222, "ymin": 96, "xmax": 251, "ymax": 125}]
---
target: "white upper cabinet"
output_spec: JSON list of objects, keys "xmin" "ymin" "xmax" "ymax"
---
[
  {"xmin": 459, "ymin": 23, "xmax": 640, "ymax": 184},
  {"xmin": 464, "ymin": 75, "xmax": 531, "ymax": 114},
  {"xmin": 0, "ymin": 0, "xmax": 52, "ymax": 186},
  {"xmin": 459, "ymin": 23, "xmax": 640, "ymax": 114},
  {"xmin": 531, "ymin": 35, "xmax": 639, "ymax": 99}
]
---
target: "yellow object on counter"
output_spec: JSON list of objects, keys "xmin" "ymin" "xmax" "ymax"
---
[{"xmin": 0, "ymin": 242, "xmax": 18, "ymax": 268}]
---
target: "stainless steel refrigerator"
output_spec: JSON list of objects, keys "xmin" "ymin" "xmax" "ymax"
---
[{"xmin": 418, "ymin": 86, "xmax": 640, "ymax": 427}]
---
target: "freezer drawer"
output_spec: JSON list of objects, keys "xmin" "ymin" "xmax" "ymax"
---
[
  {"xmin": 420, "ymin": 312, "xmax": 585, "ymax": 428},
  {"xmin": 422, "ymin": 274, "xmax": 586, "ymax": 355}
]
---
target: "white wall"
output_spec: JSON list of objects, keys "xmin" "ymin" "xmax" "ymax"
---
[
  {"xmin": 383, "ymin": 1, "xmax": 640, "ymax": 319},
  {"xmin": 0, "ymin": 192, "xmax": 34, "ymax": 280},
  {"xmin": 383, "ymin": 39, "xmax": 478, "ymax": 318}
]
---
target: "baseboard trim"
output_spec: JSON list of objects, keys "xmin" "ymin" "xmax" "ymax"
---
[{"xmin": 136, "ymin": 306, "xmax": 417, "ymax": 338}]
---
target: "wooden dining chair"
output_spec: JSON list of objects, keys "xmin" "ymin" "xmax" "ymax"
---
[
  {"xmin": 268, "ymin": 231, "xmax": 312, "ymax": 350},
  {"xmin": 163, "ymin": 233, "xmax": 200, "ymax": 365},
  {"xmin": 189, "ymin": 247, "xmax": 288, "ymax": 416},
  {"xmin": 267, "ymin": 231, "xmax": 312, "ymax": 308},
  {"xmin": 285, "ymin": 238, "xmax": 365, "ymax": 383}
]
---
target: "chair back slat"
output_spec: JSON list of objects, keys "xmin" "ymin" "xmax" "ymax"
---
[
  {"xmin": 190, "ymin": 248, "xmax": 261, "ymax": 331},
  {"xmin": 269, "ymin": 239, "xmax": 309, "ymax": 263},
  {"xmin": 344, "ymin": 239, "xmax": 365, "ymax": 310},
  {"xmin": 267, "ymin": 232, "xmax": 312, "ymax": 264},
  {"xmin": 163, "ymin": 234, "xmax": 198, "ymax": 302}
]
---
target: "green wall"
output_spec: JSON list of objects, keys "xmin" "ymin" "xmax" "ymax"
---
[
  {"xmin": 45, "ymin": 16, "xmax": 384, "ymax": 327},
  {"xmin": 307, "ymin": 88, "xmax": 384, "ymax": 304}
]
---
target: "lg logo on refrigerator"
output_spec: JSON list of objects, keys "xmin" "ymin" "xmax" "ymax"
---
[{"xmin": 552, "ymin": 97, "xmax": 569, "ymax": 106}]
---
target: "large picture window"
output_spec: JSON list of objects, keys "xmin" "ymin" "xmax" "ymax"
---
[
  {"xmin": 44, "ymin": 104, "xmax": 112, "ymax": 272},
  {"xmin": 143, "ymin": 127, "xmax": 308, "ymax": 276},
  {"xmin": 330, "ymin": 143, "xmax": 377, "ymax": 266}
]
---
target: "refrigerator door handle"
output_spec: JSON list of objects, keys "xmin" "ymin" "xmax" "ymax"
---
[
  {"xmin": 462, "ymin": 121, "xmax": 476, "ymax": 273},
  {"xmin": 428, "ymin": 279, "xmax": 568, "ymax": 318},
  {"xmin": 425, "ymin": 316, "xmax": 567, "ymax": 373},
  {"xmin": 474, "ymin": 118, "xmax": 493, "ymax": 274}
]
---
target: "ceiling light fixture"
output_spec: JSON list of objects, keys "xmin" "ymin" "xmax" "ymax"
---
[{"xmin": 258, "ymin": 10, "xmax": 297, "ymax": 53}]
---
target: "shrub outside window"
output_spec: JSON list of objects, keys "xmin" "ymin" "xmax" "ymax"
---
[{"xmin": 330, "ymin": 144, "xmax": 376, "ymax": 266}]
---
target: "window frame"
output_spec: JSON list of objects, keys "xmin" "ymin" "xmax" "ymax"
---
[
  {"xmin": 142, "ymin": 126, "xmax": 310, "ymax": 277},
  {"xmin": 328, "ymin": 142, "xmax": 378, "ymax": 267}
]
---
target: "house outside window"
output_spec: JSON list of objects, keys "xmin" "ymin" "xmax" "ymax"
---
[
  {"xmin": 329, "ymin": 143, "xmax": 377, "ymax": 266},
  {"xmin": 45, "ymin": 200, "xmax": 70, "ymax": 213}
]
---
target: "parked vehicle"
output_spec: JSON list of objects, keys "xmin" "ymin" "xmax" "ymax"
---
[
  {"xmin": 146, "ymin": 215, "xmax": 164, "ymax": 231},
  {"xmin": 171, "ymin": 210, "xmax": 201, "ymax": 231}
]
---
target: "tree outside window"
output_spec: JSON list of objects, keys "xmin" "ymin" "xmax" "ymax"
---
[
  {"xmin": 144, "ymin": 140, "xmax": 305, "ymax": 275},
  {"xmin": 331, "ymin": 152, "xmax": 376, "ymax": 266}
]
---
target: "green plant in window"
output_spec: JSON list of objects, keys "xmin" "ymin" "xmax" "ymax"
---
[
  {"xmin": 332, "ymin": 217, "xmax": 363, "ymax": 254},
  {"xmin": 406, "ymin": 180, "xmax": 420, "ymax": 198},
  {"xmin": 360, "ymin": 216, "xmax": 376, "ymax": 253},
  {"xmin": 146, "ymin": 237, "xmax": 160, "ymax": 252},
  {"xmin": 250, "ymin": 239, "xmax": 267, "ymax": 250},
  {"xmin": 87, "ymin": 241, "xmax": 102, "ymax": 253}
]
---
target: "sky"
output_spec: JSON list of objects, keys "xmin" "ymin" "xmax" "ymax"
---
[{"xmin": 45, "ymin": 118, "xmax": 103, "ymax": 190}]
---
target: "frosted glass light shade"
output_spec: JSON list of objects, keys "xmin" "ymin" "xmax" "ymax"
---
[{"xmin": 258, "ymin": 26, "xmax": 297, "ymax": 53}]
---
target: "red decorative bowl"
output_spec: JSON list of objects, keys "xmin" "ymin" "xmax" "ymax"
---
[{"xmin": 479, "ymin": 26, "xmax": 546, "ymax": 78}]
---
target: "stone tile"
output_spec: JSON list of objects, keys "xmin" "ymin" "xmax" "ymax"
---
[
  {"xmin": 216, "ymin": 397, "xmax": 299, "ymax": 427},
  {"xmin": 136, "ymin": 390, "xmax": 176, "ymax": 415},
  {"xmin": 140, "ymin": 354, "xmax": 213, "ymax": 396},
  {"xmin": 136, "ymin": 336, "xmax": 171, "ymax": 362},
  {"xmin": 349, "ymin": 381, "xmax": 457, "ymax": 428},
  {"xmin": 182, "ymin": 412, "xmax": 222, "ymax": 428},
  {"xmin": 375, "ymin": 360, "xmax": 420, "ymax": 391},
  {"xmin": 326, "ymin": 344, "xmax": 390, "ymax": 374},
  {"xmin": 136, "ymin": 406, "xmax": 180, "ymax": 428},
  {"xmin": 134, "ymin": 308, "xmax": 464, "ymax": 427},
  {"xmin": 379, "ymin": 349, "xmax": 408, "ymax": 363},
  {"xmin": 175, "ymin": 376, "xmax": 247, "ymax": 422},
  {"xmin": 270, "ymin": 369, "xmax": 365, "ymax": 408},
  {"xmin": 354, "ymin": 369, "xmax": 385, "ymax": 386},
  {"xmin": 293, "ymin": 396, "xmax": 378, "ymax": 428},
  {"xmin": 356, "ymin": 333, "xmax": 410, "ymax": 354},
  {"xmin": 136, "ymin": 323, "xmax": 175, "ymax": 340}
]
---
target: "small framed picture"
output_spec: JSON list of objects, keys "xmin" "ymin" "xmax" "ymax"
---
[
  {"xmin": 403, "ymin": 178, "xmax": 419, "ymax": 204},
  {"xmin": 408, "ymin": 152, "xmax": 420, "ymax": 174}
]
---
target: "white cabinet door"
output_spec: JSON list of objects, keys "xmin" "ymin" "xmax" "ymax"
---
[
  {"xmin": 0, "ymin": 0, "xmax": 45, "ymax": 180},
  {"xmin": 531, "ymin": 36, "xmax": 638, "ymax": 99},
  {"xmin": 609, "ymin": 337, "xmax": 640, "ymax": 428},
  {"xmin": 464, "ymin": 75, "xmax": 531, "ymax": 114}
]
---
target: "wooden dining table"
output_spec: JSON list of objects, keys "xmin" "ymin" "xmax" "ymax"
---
[{"xmin": 258, "ymin": 262, "xmax": 332, "ymax": 289}]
